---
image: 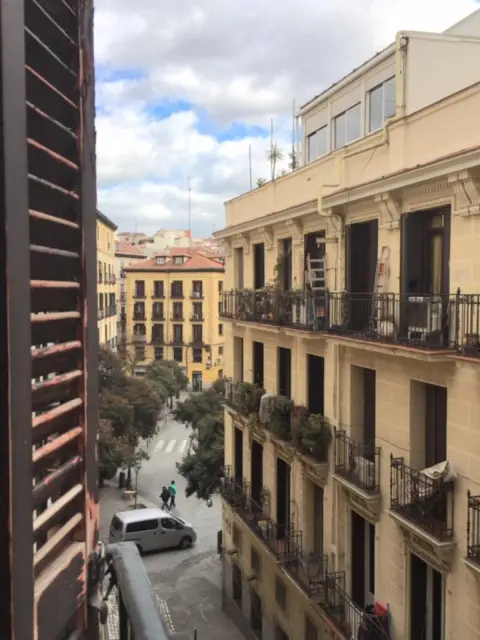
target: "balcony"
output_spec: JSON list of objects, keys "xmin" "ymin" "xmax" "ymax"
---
[
  {"xmin": 151, "ymin": 335, "xmax": 165, "ymax": 345},
  {"xmin": 191, "ymin": 314, "xmax": 204, "ymax": 321},
  {"xmin": 132, "ymin": 333, "xmax": 146, "ymax": 344},
  {"xmin": 220, "ymin": 289, "xmax": 328, "ymax": 330},
  {"xmin": 107, "ymin": 542, "xmax": 170, "ymax": 639},
  {"xmin": 190, "ymin": 290, "xmax": 204, "ymax": 299},
  {"xmin": 328, "ymin": 292, "xmax": 454, "ymax": 351},
  {"xmin": 133, "ymin": 313, "xmax": 146, "ymax": 321},
  {"xmin": 120, "ymin": 293, "xmax": 126, "ymax": 303},
  {"xmin": 171, "ymin": 314, "xmax": 184, "ymax": 321},
  {"xmin": 466, "ymin": 492, "xmax": 480, "ymax": 573},
  {"xmin": 98, "ymin": 273, "xmax": 103, "ymax": 284},
  {"xmin": 456, "ymin": 292, "xmax": 480, "ymax": 359},
  {"xmin": 389, "ymin": 456, "xmax": 456, "ymax": 568},
  {"xmin": 106, "ymin": 305, "xmax": 117, "ymax": 317},
  {"xmin": 224, "ymin": 379, "xmax": 265, "ymax": 424},
  {"xmin": 98, "ymin": 308, "xmax": 105, "ymax": 320},
  {"xmin": 152, "ymin": 314, "xmax": 165, "ymax": 321},
  {"xmin": 321, "ymin": 572, "xmax": 390, "ymax": 639},
  {"xmin": 109, "ymin": 274, "xmax": 116, "ymax": 285},
  {"xmin": 171, "ymin": 290, "xmax": 184, "ymax": 299},
  {"xmin": 133, "ymin": 292, "xmax": 146, "ymax": 299},
  {"xmin": 152, "ymin": 292, "xmax": 165, "ymax": 299},
  {"xmin": 334, "ymin": 430, "xmax": 381, "ymax": 520}
]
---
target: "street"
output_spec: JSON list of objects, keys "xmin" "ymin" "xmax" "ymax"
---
[{"xmin": 101, "ymin": 408, "xmax": 244, "ymax": 640}]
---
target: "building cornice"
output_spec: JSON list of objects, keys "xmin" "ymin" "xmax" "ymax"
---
[
  {"xmin": 96, "ymin": 210, "xmax": 118, "ymax": 231},
  {"xmin": 323, "ymin": 146, "xmax": 480, "ymax": 209},
  {"xmin": 124, "ymin": 268, "xmax": 224, "ymax": 274},
  {"xmin": 215, "ymin": 199, "xmax": 318, "ymax": 240}
]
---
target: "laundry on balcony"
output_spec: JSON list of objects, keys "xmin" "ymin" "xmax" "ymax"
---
[
  {"xmin": 398, "ymin": 460, "xmax": 456, "ymax": 505},
  {"xmin": 350, "ymin": 455, "xmax": 376, "ymax": 490}
]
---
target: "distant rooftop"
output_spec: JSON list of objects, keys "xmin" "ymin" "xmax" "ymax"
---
[{"xmin": 125, "ymin": 250, "xmax": 224, "ymax": 273}]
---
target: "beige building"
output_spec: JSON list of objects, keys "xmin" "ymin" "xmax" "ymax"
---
[
  {"xmin": 97, "ymin": 211, "xmax": 118, "ymax": 349},
  {"xmin": 115, "ymin": 240, "xmax": 146, "ymax": 352},
  {"xmin": 216, "ymin": 11, "xmax": 480, "ymax": 640}
]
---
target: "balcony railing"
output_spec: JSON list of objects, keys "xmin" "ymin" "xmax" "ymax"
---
[
  {"xmin": 98, "ymin": 308, "xmax": 105, "ymax": 320},
  {"xmin": 191, "ymin": 314, "xmax": 204, "ymax": 321},
  {"xmin": 132, "ymin": 333, "xmax": 147, "ymax": 343},
  {"xmin": 467, "ymin": 491, "xmax": 480, "ymax": 565},
  {"xmin": 191, "ymin": 290, "xmax": 204, "ymax": 299},
  {"xmin": 151, "ymin": 335, "xmax": 164, "ymax": 345},
  {"xmin": 224, "ymin": 378, "xmax": 264, "ymax": 416},
  {"xmin": 171, "ymin": 290, "xmax": 184, "ymax": 299},
  {"xmin": 152, "ymin": 291, "xmax": 165, "ymax": 299},
  {"xmin": 220, "ymin": 289, "xmax": 328, "ymax": 330},
  {"xmin": 457, "ymin": 293, "xmax": 480, "ymax": 358},
  {"xmin": 328, "ymin": 292, "xmax": 454, "ymax": 350},
  {"xmin": 322, "ymin": 572, "xmax": 390, "ymax": 639},
  {"xmin": 105, "ymin": 305, "xmax": 116, "ymax": 317},
  {"xmin": 152, "ymin": 314, "xmax": 165, "ymax": 321},
  {"xmin": 133, "ymin": 292, "xmax": 146, "ymax": 299},
  {"xmin": 171, "ymin": 314, "xmax": 184, "ymax": 321},
  {"xmin": 284, "ymin": 547, "xmax": 329, "ymax": 599},
  {"xmin": 107, "ymin": 542, "xmax": 170, "ymax": 640},
  {"xmin": 334, "ymin": 430, "xmax": 380, "ymax": 493},
  {"xmin": 390, "ymin": 456, "xmax": 455, "ymax": 540}
]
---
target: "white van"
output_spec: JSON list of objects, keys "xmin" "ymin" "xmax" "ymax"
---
[{"xmin": 108, "ymin": 507, "xmax": 197, "ymax": 553}]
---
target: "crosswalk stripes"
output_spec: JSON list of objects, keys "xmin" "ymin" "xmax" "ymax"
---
[{"xmin": 154, "ymin": 438, "xmax": 189, "ymax": 455}]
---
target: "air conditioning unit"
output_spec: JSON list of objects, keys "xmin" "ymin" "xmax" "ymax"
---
[{"xmin": 407, "ymin": 296, "xmax": 442, "ymax": 340}]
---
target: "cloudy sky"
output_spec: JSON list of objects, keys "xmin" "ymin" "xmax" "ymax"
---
[{"xmin": 95, "ymin": 0, "xmax": 479, "ymax": 237}]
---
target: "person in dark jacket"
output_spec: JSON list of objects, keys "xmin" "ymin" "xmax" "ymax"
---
[
  {"xmin": 103, "ymin": 554, "xmax": 117, "ymax": 601},
  {"xmin": 160, "ymin": 486, "xmax": 171, "ymax": 510}
]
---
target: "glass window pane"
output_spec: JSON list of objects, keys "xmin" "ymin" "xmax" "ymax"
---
[
  {"xmin": 384, "ymin": 77, "xmax": 396, "ymax": 119},
  {"xmin": 368, "ymin": 84, "xmax": 383, "ymax": 132},
  {"xmin": 346, "ymin": 103, "xmax": 361, "ymax": 143},
  {"xmin": 334, "ymin": 113, "xmax": 346, "ymax": 149},
  {"xmin": 307, "ymin": 132, "xmax": 317, "ymax": 162},
  {"xmin": 317, "ymin": 126, "xmax": 328, "ymax": 157}
]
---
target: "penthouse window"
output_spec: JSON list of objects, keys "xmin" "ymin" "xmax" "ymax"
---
[
  {"xmin": 368, "ymin": 77, "xmax": 396, "ymax": 133},
  {"xmin": 307, "ymin": 125, "xmax": 328, "ymax": 162},
  {"xmin": 333, "ymin": 103, "xmax": 361, "ymax": 149}
]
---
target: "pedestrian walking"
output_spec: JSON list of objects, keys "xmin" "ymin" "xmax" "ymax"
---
[
  {"xmin": 168, "ymin": 480, "xmax": 177, "ymax": 508},
  {"xmin": 160, "ymin": 486, "xmax": 171, "ymax": 510},
  {"xmin": 103, "ymin": 554, "xmax": 118, "ymax": 601}
]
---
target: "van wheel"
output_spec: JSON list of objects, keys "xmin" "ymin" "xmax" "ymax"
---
[
  {"xmin": 136, "ymin": 544, "xmax": 143, "ymax": 555},
  {"xmin": 179, "ymin": 536, "xmax": 192, "ymax": 550}
]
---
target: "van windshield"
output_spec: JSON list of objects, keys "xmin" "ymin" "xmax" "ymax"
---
[
  {"xmin": 110, "ymin": 516, "xmax": 123, "ymax": 531},
  {"xmin": 173, "ymin": 516, "xmax": 186, "ymax": 525}
]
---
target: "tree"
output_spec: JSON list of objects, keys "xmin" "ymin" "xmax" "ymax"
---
[
  {"xmin": 288, "ymin": 149, "xmax": 298, "ymax": 171},
  {"xmin": 175, "ymin": 383, "xmax": 225, "ymax": 501},
  {"xmin": 146, "ymin": 360, "xmax": 188, "ymax": 400},
  {"xmin": 256, "ymin": 178, "xmax": 267, "ymax": 188},
  {"xmin": 123, "ymin": 376, "xmax": 164, "ymax": 441},
  {"xmin": 266, "ymin": 143, "xmax": 284, "ymax": 181}
]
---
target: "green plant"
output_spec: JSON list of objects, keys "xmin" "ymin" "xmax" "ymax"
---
[
  {"xmin": 233, "ymin": 381, "xmax": 264, "ymax": 415},
  {"xmin": 260, "ymin": 395, "xmax": 293, "ymax": 440},
  {"xmin": 297, "ymin": 413, "xmax": 332, "ymax": 462}
]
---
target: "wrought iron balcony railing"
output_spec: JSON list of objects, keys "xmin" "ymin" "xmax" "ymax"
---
[
  {"xmin": 467, "ymin": 491, "xmax": 480, "ymax": 565},
  {"xmin": 457, "ymin": 293, "xmax": 480, "ymax": 358},
  {"xmin": 132, "ymin": 333, "xmax": 147, "ymax": 343},
  {"xmin": 151, "ymin": 336, "xmax": 165, "ymax": 345},
  {"xmin": 322, "ymin": 572, "xmax": 390, "ymax": 639},
  {"xmin": 284, "ymin": 547, "xmax": 329, "ymax": 599},
  {"xmin": 390, "ymin": 456, "xmax": 455, "ymax": 540},
  {"xmin": 328, "ymin": 292, "xmax": 454, "ymax": 350},
  {"xmin": 152, "ymin": 314, "xmax": 165, "ymax": 321},
  {"xmin": 98, "ymin": 308, "xmax": 105, "ymax": 320},
  {"xmin": 334, "ymin": 430, "xmax": 380, "ymax": 493},
  {"xmin": 107, "ymin": 542, "xmax": 170, "ymax": 640},
  {"xmin": 220, "ymin": 289, "xmax": 328, "ymax": 330},
  {"xmin": 224, "ymin": 378, "xmax": 264, "ymax": 416},
  {"xmin": 190, "ymin": 291, "xmax": 204, "ymax": 299},
  {"xmin": 191, "ymin": 314, "xmax": 204, "ymax": 321},
  {"xmin": 133, "ymin": 312, "xmax": 146, "ymax": 321}
]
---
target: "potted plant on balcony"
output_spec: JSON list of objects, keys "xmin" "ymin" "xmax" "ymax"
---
[
  {"xmin": 260, "ymin": 394, "xmax": 293, "ymax": 440},
  {"xmin": 295, "ymin": 411, "xmax": 332, "ymax": 463},
  {"xmin": 233, "ymin": 381, "xmax": 265, "ymax": 416}
]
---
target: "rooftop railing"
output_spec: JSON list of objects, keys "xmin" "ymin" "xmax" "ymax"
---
[{"xmin": 106, "ymin": 542, "xmax": 170, "ymax": 640}]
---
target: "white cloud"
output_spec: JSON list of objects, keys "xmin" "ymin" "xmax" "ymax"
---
[{"xmin": 94, "ymin": 0, "xmax": 480, "ymax": 234}]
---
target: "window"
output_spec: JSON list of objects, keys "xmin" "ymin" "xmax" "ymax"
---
[
  {"xmin": 192, "ymin": 302, "xmax": 203, "ymax": 320},
  {"xmin": 218, "ymin": 281, "xmax": 223, "ymax": 293},
  {"xmin": 219, "ymin": 346, "xmax": 224, "ymax": 355},
  {"xmin": 193, "ymin": 348, "xmax": 202, "ymax": 363},
  {"xmin": 154, "ymin": 347, "xmax": 163, "ymax": 360},
  {"xmin": 173, "ymin": 256, "xmax": 184, "ymax": 265},
  {"xmin": 153, "ymin": 280, "xmax": 164, "ymax": 297},
  {"xmin": 171, "ymin": 281, "xmax": 183, "ymax": 298},
  {"xmin": 152, "ymin": 324, "xmax": 164, "ymax": 343},
  {"xmin": 173, "ymin": 302, "xmax": 183, "ymax": 320},
  {"xmin": 218, "ymin": 301, "xmax": 223, "ymax": 315},
  {"xmin": 135, "ymin": 346, "xmax": 145, "ymax": 361},
  {"xmin": 251, "ymin": 547, "xmax": 261, "ymax": 575},
  {"xmin": 126, "ymin": 519, "xmax": 158, "ymax": 533},
  {"xmin": 192, "ymin": 280, "xmax": 203, "ymax": 298},
  {"xmin": 218, "ymin": 323, "xmax": 223, "ymax": 336},
  {"xmin": 173, "ymin": 324, "xmax": 183, "ymax": 343},
  {"xmin": 133, "ymin": 302, "xmax": 145, "ymax": 319},
  {"xmin": 368, "ymin": 76, "xmax": 396, "ymax": 133},
  {"xmin": 160, "ymin": 518, "xmax": 178, "ymax": 530},
  {"xmin": 334, "ymin": 103, "xmax": 361, "ymax": 149},
  {"xmin": 156, "ymin": 256, "xmax": 166, "ymax": 265},
  {"xmin": 275, "ymin": 578, "xmax": 287, "ymax": 610},
  {"xmin": 173, "ymin": 347, "xmax": 182, "ymax": 362},
  {"xmin": 134, "ymin": 280, "xmax": 145, "ymax": 297},
  {"xmin": 152, "ymin": 302, "xmax": 164, "ymax": 319},
  {"xmin": 133, "ymin": 323, "xmax": 146, "ymax": 336},
  {"xmin": 193, "ymin": 325, "xmax": 203, "ymax": 344},
  {"xmin": 307, "ymin": 126, "xmax": 328, "ymax": 162}
]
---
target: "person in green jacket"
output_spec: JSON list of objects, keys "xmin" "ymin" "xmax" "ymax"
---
[{"xmin": 168, "ymin": 480, "xmax": 177, "ymax": 508}]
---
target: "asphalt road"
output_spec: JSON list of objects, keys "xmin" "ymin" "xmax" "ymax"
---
[{"xmin": 136, "ymin": 412, "xmax": 222, "ymax": 577}]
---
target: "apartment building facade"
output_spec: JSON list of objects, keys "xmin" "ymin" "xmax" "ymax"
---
[
  {"xmin": 97, "ymin": 210, "xmax": 118, "ymax": 348},
  {"xmin": 124, "ymin": 250, "xmax": 225, "ymax": 387},
  {"xmin": 115, "ymin": 240, "xmax": 146, "ymax": 352},
  {"xmin": 216, "ymin": 12, "xmax": 480, "ymax": 640}
]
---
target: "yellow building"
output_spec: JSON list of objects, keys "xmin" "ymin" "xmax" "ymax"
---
[
  {"xmin": 124, "ymin": 249, "xmax": 225, "ymax": 388},
  {"xmin": 216, "ymin": 13, "xmax": 480, "ymax": 640},
  {"xmin": 97, "ymin": 210, "xmax": 118, "ymax": 349}
]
